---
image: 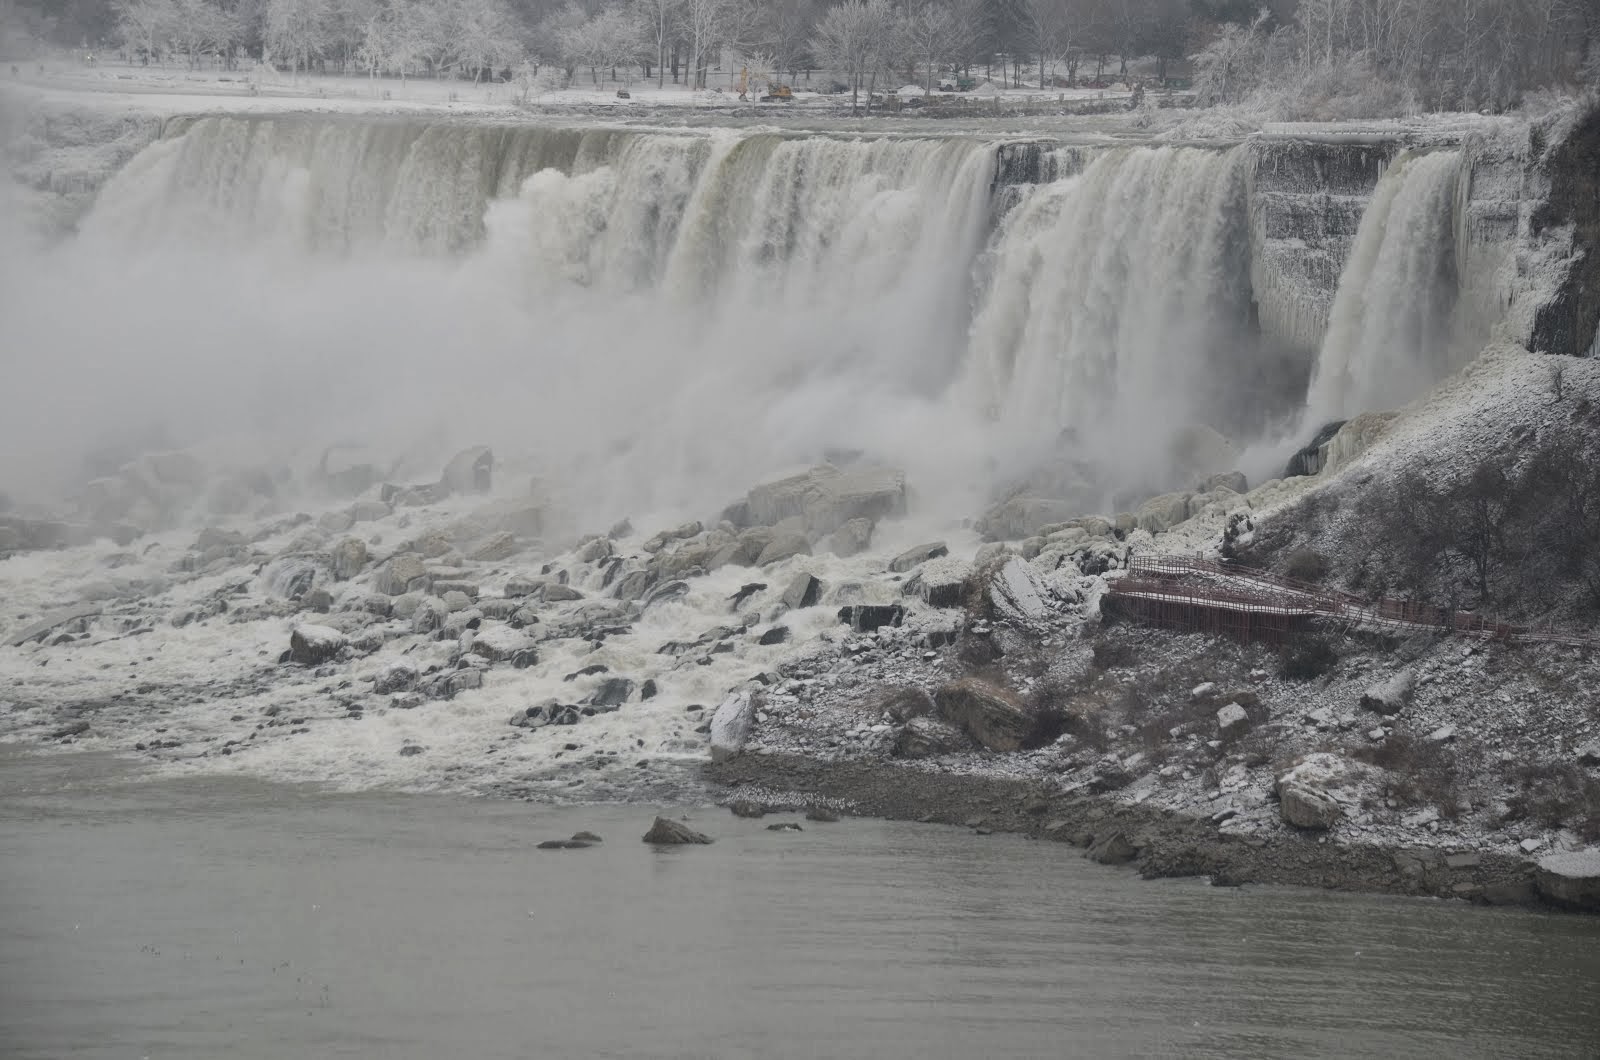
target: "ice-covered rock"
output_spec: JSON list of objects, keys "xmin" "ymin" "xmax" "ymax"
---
[
  {"xmin": 821, "ymin": 517, "xmax": 873, "ymax": 558},
  {"xmin": 889, "ymin": 542, "xmax": 948, "ymax": 573},
  {"xmin": 373, "ymin": 553, "xmax": 430, "ymax": 596},
  {"xmin": 781, "ymin": 572, "xmax": 823, "ymax": 610},
  {"xmin": 709, "ymin": 692, "xmax": 756, "ymax": 763},
  {"xmin": 1136, "ymin": 492, "xmax": 1191, "ymax": 534},
  {"xmin": 289, "ymin": 624, "xmax": 346, "ymax": 665},
  {"xmin": 743, "ymin": 464, "xmax": 906, "ymax": 536},
  {"xmin": 1217, "ymin": 703, "xmax": 1250, "ymax": 738},
  {"xmin": 330, "ymin": 537, "xmax": 368, "ymax": 581},
  {"xmin": 894, "ymin": 716, "xmax": 969, "ymax": 759},
  {"xmin": 373, "ymin": 659, "xmax": 419, "ymax": 695},
  {"xmin": 756, "ymin": 532, "xmax": 811, "ymax": 566},
  {"xmin": 470, "ymin": 626, "xmax": 534, "ymax": 663}
]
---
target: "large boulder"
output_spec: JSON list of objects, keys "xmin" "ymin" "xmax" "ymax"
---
[
  {"xmin": 988, "ymin": 557, "xmax": 1048, "ymax": 622},
  {"xmin": 709, "ymin": 692, "xmax": 756, "ymax": 763},
  {"xmin": 1360, "ymin": 670, "xmax": 1415, "ymax": 716},
  {"xmin": 934, "ymin": 678, "xmax": 1034, "ymax": 752},
  {"xmin": 643, "ymin": 817, "xmax": 714, "ymax": 845},
  {"xmin": 913, "ymin": 557, "xmax": 971, "ymax": 609},
  {"xmin": 289, "ymin": 624, "xmax": 346, "ymax": 665},
  {"xmin": 975, "ymin": 495, "xmax": 1080, "ymax": 542},
  {"xmin": 743, "ymin": 464, "xmax": 907, "ymax": 536},
  {"xmin": 1280, "ymin": 783, "xmax": 1342, "ymax": 829},
  {"xmin": 756, "ymin": 532, "xmax": 811, "ymax": 567},
  {"xmin": 894, "ymin": 715, "xmax": 969, "ymax": 759},
  {"xmin": 1534, "ymin": 850, "xmax": 1600, "ymax": 912},
  {"xmin": 1086, "ymin": 831, "xmax": 1139, "ymax": 865},
  {"xmin": 821, "ymin": 517, "xmax": 874, "ymax": 558},
  {"xmin": 373, "ymin": 659, "xmax": 419, "ymax": 695},
  {"xmin": 889, "ymin": 542, "xmax": 949, "ymax": 573},
  {"xmin": 441, "ymin": 446, "xmax": 493, "ymax": 495},
  {"xmin": 781, "ymin": 572, "xmax": 823, "ymax": 610},
  {"xmin": 373, "ymin": 553, "xmax": 431, "ymax": 596}
]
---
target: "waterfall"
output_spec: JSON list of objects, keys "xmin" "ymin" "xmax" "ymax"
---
[
  {"xmin": 9, "ymin": 114, "xmax": 1492, "ymax": 522},
  {"xmin": 960, "ymin": 146, "xmax": 1266, "ymax": 486},
  {"xmin": 1303, "ymin": 150, "xmax": 1465, "ymax": 425}
]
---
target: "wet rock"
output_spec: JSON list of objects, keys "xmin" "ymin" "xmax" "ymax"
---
[
  {"xmin": 889, "ymin": 542, "xmax": 949, "ymax": 573},
  {"xmin": 373, "ymin": 553, "xmax": 431, "ymax": 596},
  {"xmin": 471, "ymin": 626, "xmax": 534, "ymax": 663},
  {"xmin": 302, "ymin": 588, "xmax": 333, "ymax": 613},
  {"xmin": 822, "ymin": 517, "xmax": 874, "ymax": 558},
  {"xmin": 398, "ymin": 745, "xmax": 424, "ymax": 757},
  {"xmin": 543, "ymin": 584, "xmax": 584, "ymax": 603},
  {"xmin": 423, "ymin": 668, "xmax": 484, "ymax": 700},
  {"xmin": 573, "ymin": 831, "xmax": 603, "ymax": 843},
  {"xmin": 643, "ymin": 521, "xmax": 703, "ymax": 553},
  {"xmin": 504, "ymin": 575, "xmax": 544, "ymax": 598},
  {"xmin": 757, "ymin": 532, "xmax": 811, "ymax": 567},
  {"xmin": 881, "ymin": 687, "xmax": 936, "ymax": 721},
  {"xmin": 744, "ymin": 464, "xmax": 906, "ymax": 536},
  {"xmin": 373, "ymin": 659, "xmax": 419, "ymax": 695},
  {"xmin": 934, "ymin": 678, "xmax": 1033, "ymax": 752},
  {"xmin": 537, "ymin": 839, "xmax": 593, "ymax": 850},
  {"xmin": 591, "ymin": 678, "xmax": 635, "ymax": 708},
  {"xmin": 1360, "ymin": 670, "xmax": 1415, "ymax": 716},
  {"xmin": 433, "ymin": 580, "xmax": 480, "ymax": 600},
  {"xmin": 767, "ymin": 822, "xmax": 803, "ymax": 832},
  {"xmin": 758, "ymin": 626, "xmax": 790, "ymax": 646},
  {"xmin": 642, "ymin": 580, "xmax": 690, "ymax": 609},
  {"xmin": 730, "ymin": 583, "xmax": 766, "ymax": 609},
  {"xmin": 613, "ymin": 569, "xmax": 658, "ymax": 602},
  {"xmin": 781, "ymin": 572, "xmax": 823, "ymax": 611},
  {"xmin": 441, "ymin": 446, "xmax": 493, "ymax": 495},
  {"xmin": 894, "ymin": 715, "xmax": 968, "ymax": 759},
  {"xmin": 289, "ymin": 624, "xmax": 346, "ymax": 665},
  {"xmin": 1534, "ymin": 850, "xmax": 1600, "ymax": 912},
  {"xmin": 441, "ymin": 591, "xmax": 473, "ymax": 613},
  {"xmin": 805, "ymin": 806, "xmax": 840, "ymax": 823},
  {"xmin": 837, "ymin": 604, "xmax": 905, "ymax": 633},
  {"xmin": 50, "ymin": 720, "xmax": 91, "ymax": 739},
  {"xmin": 728, "ymin": 800, "xmax": 767, "ymax": 818},
  {"xmin": 709, "ymin": 692, "xmax": 756, "ymax": 763},
  {"xmin": 988, "ymin": 557, "xmax": 1048, "ymax": 622},
  {"xmin": 642, "ymin": 817, "xmax": 713, "ymax": 845},
  {"xmin": 913, "ymin": 558, "xmax": 970, "ymax": 609},
  {"xmin": 1086, "ymin": 831, "xmax": 1138, "ymax": 866},
  {"xmin": 469, "ymin": 532, "xmax": 518, "ymax": 562}
]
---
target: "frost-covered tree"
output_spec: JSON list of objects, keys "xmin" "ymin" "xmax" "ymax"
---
[
  {"xmin": 632, "ymin": 0, "xmax": 681, "ymax": 85},
  {"xmin": 264, "ymin": 0, "xmax": 333, "ymax": 74},
  {"xmin": 680, "ymin": 0, "xmax": 728, "ymax": 89},
  {"xmin": 813, "ymin": 0, "xmax": 894, "ymax": 111},
  {"xmin": 116, "ymin": 0, "xmax": 179, "ymax": 63},
  {"xmin": 900, "ymin": 0, "xmax": 955, "ymax": 94}
]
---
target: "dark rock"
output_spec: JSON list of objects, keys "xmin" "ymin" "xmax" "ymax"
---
[
  {"xmin": 537, "ymin": 839, "xmax": 593, "ymax": 850},
  {"xmin": 640, "ymin": 679, "xmax": 658, "ymax": 700},
  {"xmin": 881, "ymin": 686, "xmax": 936, "ymax": 722},
  {"xmin": 804, "ymin": 806, "xmax": 840, "ymax": 822},
  {"xmin": 289, "ymin": 624, "xmax": 346, "ymax": 665},
  {"xmin": 767, "ymin": 822, "xmax": 803, "ymax": 832},
  {"xmin": 728, "ymin": 799, "xmax": 768, "ymax": 818},
  {"xmin": 572, "ymin": 831, "xmax": 603, "ymax": 842},
  {"xmin": 591, "ymin": 678, "xmax": 635, "ymax": 708},
  {"xmin": 1535, "ymin": 850, "xmax": 1600, "ymax": 913},
  {"xmin": 837, "ymin": 604, "xmax": 905, "ymax": 633},
  {"xmin": 50, "ymin": 720, "xmax": 91, "ymax": 739},
  {"xmin": 642, "ymin": 817, "xmax": 714, "ymax": 845},
  {"xmin": 398, "ymin": 745, "xmax": 424, "ymax": 757},
  {"xmin": 730, "ymin": 583, "xmax": 767, "ymax": 609},
  {"xmin": 1086, "ymin": 831, "xmax": 1138, "ymax": 865},
  {"xmin": 758, "ymin": 626, "xmax": 790, "ymax": 646},
  {"xmin": 1285, "ymin": 420, "xmax": 1347, "ymax": 478},
  {"xmin": 781, "ymin": 572, "xmax": 823, "ymax": 610},
  {"xmin": 894, "ymin": 716, "xmax": 968, "ymax": 759}
]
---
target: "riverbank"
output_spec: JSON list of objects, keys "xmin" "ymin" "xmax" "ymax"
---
[{"xmin": 705, "ymin": 752, "xmax": 1548, "ymax": 908}]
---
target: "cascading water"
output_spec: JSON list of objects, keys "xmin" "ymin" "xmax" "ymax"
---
[
  {"xmin": 1302, "ymin": 150, "xmax": 1465, "ymax": 426},
  {"xmin": 2, "ymin": 113, "xmax": 1497, "ymax": 524}
]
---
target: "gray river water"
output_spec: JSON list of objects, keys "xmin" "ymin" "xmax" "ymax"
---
[{"xmin": 2, "ymin": 751, "xmax": 1598, "ymax": 1059}]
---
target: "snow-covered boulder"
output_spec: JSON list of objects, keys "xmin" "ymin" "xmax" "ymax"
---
[
  {"xmin": 935, "ymin": 678, "xmax": 1034, "ymax": 752},
  {"xmin": 373, "ymin": 553, "xmax": 430, "ymax": 596},
  {"xmin": 709, "ymin": 692, "xmax": 757, "ymax": 763},
  {"xmin": 441, "ymin": 446, "xmax": 493, "ymax": 495},
  {"xmin": 889, "ymin": 542, "xmax": 948, "ymax": 573},
  {"xmin": 373, "ymin": 659, "xmax": 419, "ymax": 695},
  {"xmin": 990, "ymin": 557, "xmax": 1048, "ymax": 623}
]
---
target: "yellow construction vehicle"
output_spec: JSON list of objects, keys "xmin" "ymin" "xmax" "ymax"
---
[{"xmin": 761, "ymin": 83, "xmax": 793, "ymax": 101}]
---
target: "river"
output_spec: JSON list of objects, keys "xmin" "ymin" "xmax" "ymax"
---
[{"xmin": 2, "ymin": 751, "xmax": 1597, "ymax": 1058}]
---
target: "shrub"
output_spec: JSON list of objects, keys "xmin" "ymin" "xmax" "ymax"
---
[
  {"xmin": 1349, "ymin": 732, "xmax": 1462, "ymax": 816},
  {"xmin": 1504, "ymin": 761, "xmax": 1600, "ymax": 840},
  {"xmin": 1090, "ymin": 641, "xmax": 1138, "ymax": 671},
  {"xmin": 1279, "ymin": 636, "xmax": 1338, "ymax": 681},
  {"xmin": 1284, "ymin": 549, "xmax": 1331, "ymax": 584}
]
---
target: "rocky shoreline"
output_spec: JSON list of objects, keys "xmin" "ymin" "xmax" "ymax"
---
[{"xmin": 705, "ymin": 753, "xmax": 1558, "ymax": 909}]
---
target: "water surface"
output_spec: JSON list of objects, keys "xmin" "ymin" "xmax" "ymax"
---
[{"xmin": 2, "ymin": 752, "xmax": 1597, "ymax": 1058}]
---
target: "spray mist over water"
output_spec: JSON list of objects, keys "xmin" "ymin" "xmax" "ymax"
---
[{"xmin": 0, "ymin": 114, "xmax": 1484, "ymax": 531}]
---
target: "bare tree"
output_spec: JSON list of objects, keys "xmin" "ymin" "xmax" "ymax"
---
[
  {"xmin": 901, "ymin": 0, "xmax": 955, "ymax": 94},
  {"xmin": 813, "ymin": 0, "xmax": 894, "ymax": 111},
  {"xmin": 680, "ymin": 0, "xmax": 728, "ymax": 89},
  {"xmin": 632, "ymin": 0, "xmax": 681, "ymax": 86}
]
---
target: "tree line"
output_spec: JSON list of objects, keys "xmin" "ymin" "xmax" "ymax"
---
[{"xmin": 4, "ymin": 0, "xmax": 1597, "ymax": 111}]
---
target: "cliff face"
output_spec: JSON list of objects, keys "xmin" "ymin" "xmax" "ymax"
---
[{"xmin": 1529, "ymin": 105, "xmax": 1600, "ymax": 359}]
